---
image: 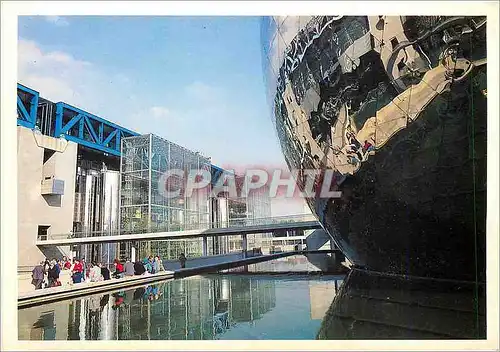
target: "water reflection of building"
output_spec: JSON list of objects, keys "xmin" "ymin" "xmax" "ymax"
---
[
  {"xmin": 18, "ymin": 304, "xmax": 70, "ymax": 340},
  {"xmin": 308, "ymin": 281, "xmax": 342, "ymax": 320},
  {"xmin": 19, "ymin": 275, "xmax": 277, "ymax": 340}
]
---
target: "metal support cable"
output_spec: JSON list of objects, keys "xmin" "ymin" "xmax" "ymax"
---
[
  {"xmin": 374, "ymin": 17, "xmax": 387, "ymax": 148},
  {"xmin": 468, "ymin": 33, "xmax": 480, "ymax": 337}
]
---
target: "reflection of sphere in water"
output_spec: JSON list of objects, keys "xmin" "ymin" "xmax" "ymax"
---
[{"xmin": 261, "ymin": 16, "xmax": 487, "ymax": 281}]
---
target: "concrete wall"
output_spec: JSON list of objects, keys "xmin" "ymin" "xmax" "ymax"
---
[{"xmin": 17, "ymin": 126, "xmax": 77, "ymax": 269}]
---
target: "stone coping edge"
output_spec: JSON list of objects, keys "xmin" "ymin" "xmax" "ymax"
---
[
  {"xmin": 18, "ymin": 250, "xmax": 339, "ymax": 308},
  {"xmin": 18, "ymin": 271, "xmax": 175, "ymax": 308}
]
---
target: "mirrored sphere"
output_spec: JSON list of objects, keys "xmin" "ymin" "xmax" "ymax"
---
[{"xmin": 261, "ymin": 16, "xmax": 487, "ymax": 281}]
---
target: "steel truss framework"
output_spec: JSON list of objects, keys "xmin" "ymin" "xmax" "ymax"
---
[
  {"xmin": 55, "ymin": 102, "xmax": 139, "ymax": 156},
  {"xmin": 17, "ymin": 83, "xmax": 139, "ymax": 156},
  {"xmin": 17, "ymin": 83, "xmax": 39, "ymax": 129}
]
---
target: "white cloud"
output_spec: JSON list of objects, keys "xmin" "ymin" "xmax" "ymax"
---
[
  {"xmin": 19, "ymin": 73, "xmax": 80, "ymax": 104},
  {"xmin": 18, "ymin": 39, "xmax": 91, "ymax": 72},
  {"xmin": 18, "ymin": 37, "xmax": 180, "ymax": 138},
  {"xmin": 150, "ymin": 106, "xmax": 170, "ymax": 119},
  {"xmin": 44, "ymin": 16, "xmax": 69, "ymax": 27},
  {"xmin": 18, "ymin": 38, "xmax": 138, "ymax": 115},
  {"xmin": 18, "ymin": 38, "xmax": 93, "ymax": 104},
  {"xmin": 16, "ymin": 38, "xmax": 283, "ymax": 168}
]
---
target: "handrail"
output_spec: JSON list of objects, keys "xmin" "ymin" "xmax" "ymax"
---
[{"xmin": 45, "ymin": 214, "xmax": 318, "ymax": 241}]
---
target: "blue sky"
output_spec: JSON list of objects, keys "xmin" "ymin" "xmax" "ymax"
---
[{"xmin": 18, "ymin": 15, "xmax": 307, "ymax": 215}]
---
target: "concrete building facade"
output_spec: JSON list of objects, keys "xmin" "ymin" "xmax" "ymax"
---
[
  {"xmin": 17, "ymin": 126, "xmax": 77, "ymax": 269},
  {"xmin": 17, "ymin": 83, "xmax": 276, "ymax": 272}
]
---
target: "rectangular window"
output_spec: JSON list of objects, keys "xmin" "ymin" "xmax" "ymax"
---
[{"xmin": 37, "ymin": 225, "xmax": 50, "ymax": 241}]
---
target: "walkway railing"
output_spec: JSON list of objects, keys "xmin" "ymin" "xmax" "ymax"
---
[{"xmin": 42, "ymin": 214, "xmax": 318, "ymax": 241}]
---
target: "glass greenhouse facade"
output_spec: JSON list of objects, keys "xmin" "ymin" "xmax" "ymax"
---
[
  {"xmin": 119, "ymin": 133, "xmax": 273, "ymax": 260},
  {"xmin": 120, "ymin": 134, "xmax": 211, "ymax": 259}
]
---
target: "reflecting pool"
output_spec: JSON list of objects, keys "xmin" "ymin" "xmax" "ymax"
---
[
  {"xmin": 18, "ymin": 273, "xmax": 344, "ymax": 340},
  {"xmin": 222, "ymin": 251, "xmax": 348, "ymax": 274},
  {"xmin": 18, "ymin": 253, "xmax": 485, "ymax": 340}
]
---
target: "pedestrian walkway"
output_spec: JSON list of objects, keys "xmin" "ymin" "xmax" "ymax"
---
[
  {"xmin": 18, "ymin": 251, "xmax": 304, "ymax": 308},
  {"xmin": 36, "ymin": 214, "xmax": 320, "ymax": 246}
]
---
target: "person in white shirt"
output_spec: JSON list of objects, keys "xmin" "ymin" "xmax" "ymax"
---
[{"xmin": 89, "ymin": 262, "xmax": 103, "ymax": 282}]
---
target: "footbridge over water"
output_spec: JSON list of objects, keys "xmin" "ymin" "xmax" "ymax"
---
[{"xmin": 36, "ymin": 214, "xmax": 323, "ymax": 255}]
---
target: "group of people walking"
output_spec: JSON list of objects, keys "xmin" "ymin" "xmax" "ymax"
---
[{"xmin": 31, "ymin": 253, "xmax": 189, "ymax": 290}]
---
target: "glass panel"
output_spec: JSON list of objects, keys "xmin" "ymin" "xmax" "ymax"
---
[
  {"xmin": 151, "ymin": 205, "xmax": 168, "ymax": 232},
  {"xmin": 184, "ymin": 211, "xmax": 200, "ymax": 230},
  {"xmin": 298, "ymin": 16, "xmax": 313, "ymax": 31},
  {"xmin": 274, "ymin": 16, "xmax": 287, "ymax": 31},
  {"xmin": 279, "ymin": 16, "xmax": 300, "ymax": 48},
  {"xmin": 151, "ymin": 135, "xmax": 170, "ymax": 173},
  {"xmin": 121, "ymin": 135, "xmax": 150, "ymax": 173},
  {"xmin": 121, "ymin": 171, "xmax": 149, "ymax": 206},
  {"xmin": 262, "ymin": 55, "xmax": 278, "ymax": 118},
  {"xmin": 169, "ymin": 208, "xmax": 185, "ymax": 232},
  {"xmin": 120, "ymin": 205, "xmax": 149, "ymax": 233},
  {"xmin": 269, "ymin": 28, "xmax": 284, "ymax": 83},
  {"xmin": 260, "ymin": 16, "xmax": 278, "ymax": 58}
]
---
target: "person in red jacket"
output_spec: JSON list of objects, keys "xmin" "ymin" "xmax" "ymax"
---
[
  {"xmin": 71, "ymin": 258, "xmax": 84, "ymax": 284},
  {"xmin": 113, "ymin": 259, "xmax": 124, "ymax": 279}
]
